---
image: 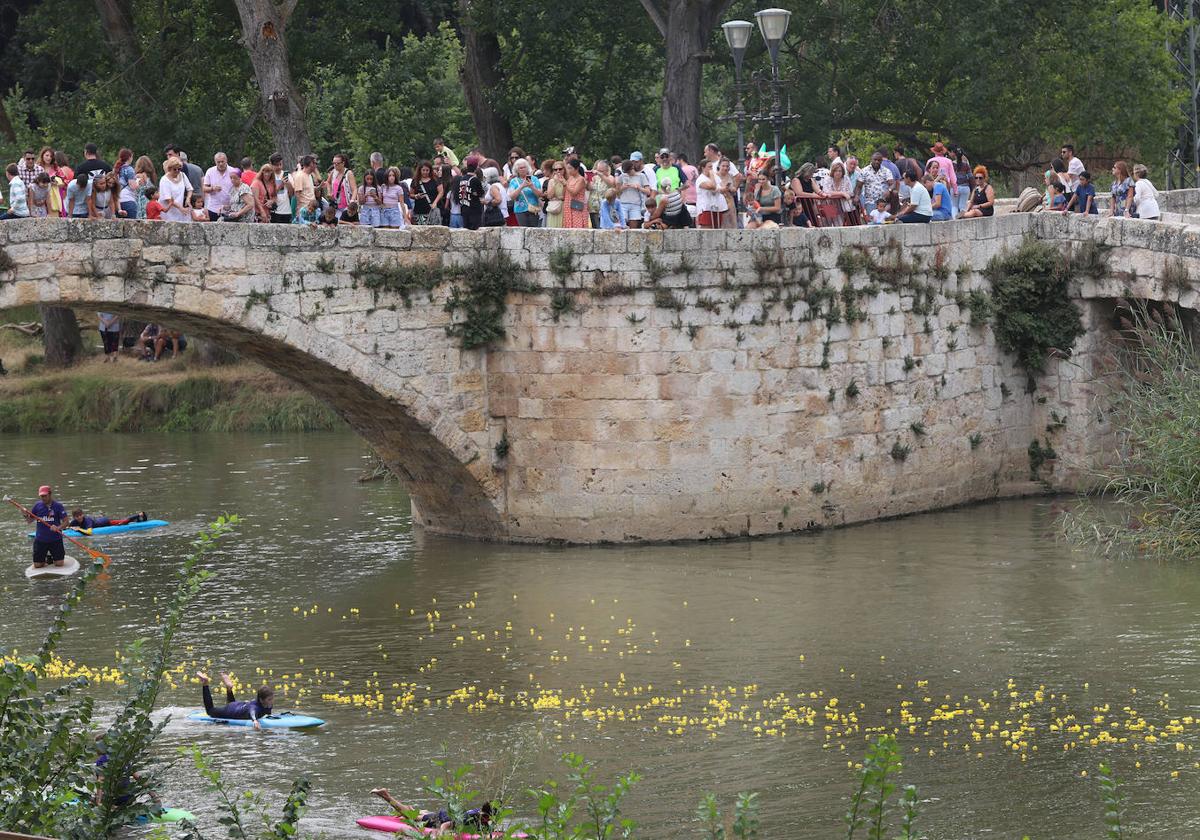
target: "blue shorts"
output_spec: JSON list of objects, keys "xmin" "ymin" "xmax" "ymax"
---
[
  {"xmin": 450, "ymin": 213, "xmax": 463, "ymax": 229},
  {"xmin": 380, "ymin": 207, "xmax": 403, "ymax": 227},
  {"xmin": 360, "ymin": 205, "xmax": 381, "ymax": 227}
]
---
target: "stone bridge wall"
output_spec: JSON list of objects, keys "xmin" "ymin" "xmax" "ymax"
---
[{"xmin": 0, "ymin": 209, "xmax": 1195, "ymax": 543}]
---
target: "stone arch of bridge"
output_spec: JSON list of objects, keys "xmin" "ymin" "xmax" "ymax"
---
[{"xmin": 7, "ymin": 295, "xmax": 505, "ymax": 540}]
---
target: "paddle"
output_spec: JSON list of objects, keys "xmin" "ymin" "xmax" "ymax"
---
[{"xmin": 3, "ymin": 495, "xmax": 111, "ymax": 564}]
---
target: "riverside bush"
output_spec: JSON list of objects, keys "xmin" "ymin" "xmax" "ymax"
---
[{"xmin": 0, "ymin": 376, "xmax": 340, "ymax": 433}]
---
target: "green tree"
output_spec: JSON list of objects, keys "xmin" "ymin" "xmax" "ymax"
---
[{"xmin": 305, "ymin": 24, "xmax": 472, "ymax": 167}]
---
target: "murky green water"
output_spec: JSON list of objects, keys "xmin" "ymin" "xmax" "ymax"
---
[{"xmin": 2, "ymin": 432, "xmax": 1200, "ymax": 838}]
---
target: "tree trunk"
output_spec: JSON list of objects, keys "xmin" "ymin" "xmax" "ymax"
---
[
  {"xmin": 646, "ymin": 0, "xmax": 730, "ymax": 159},
  {"xmin": 458, "ymin": 0, "xmax": 514, "ymax": 161},
  {"xmin": 94, "ymin": 0, "xmax": 140, "ymax": 64},
  {"xmin": 231, "ymin": 0, "xmax": 310, "ymax": 166},
  {"xmin": 191, "ymin": 337, "xmax": 239, "ymax": 366},
  {"xmin": 38, "ymin": 305, "xmax": 83, "ymax": 368}
]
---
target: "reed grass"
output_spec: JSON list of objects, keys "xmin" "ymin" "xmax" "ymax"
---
[{"xmin": 1064, "ymin": 302, "xmax": 1200, "ymax": 559}]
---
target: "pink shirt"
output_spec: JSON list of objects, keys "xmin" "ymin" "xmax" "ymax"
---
[{"xmin": 680, "ymin": 164, "xmax": 699, "ymax": 204}]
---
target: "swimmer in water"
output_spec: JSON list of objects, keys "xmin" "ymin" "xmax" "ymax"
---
[
  {"xmin": 196, "ymin": 672, "xmax": 273, "ymax": 731},
  {"xmin": 370, "ymin": 788, "xmax": 494, "ymax": 833}
]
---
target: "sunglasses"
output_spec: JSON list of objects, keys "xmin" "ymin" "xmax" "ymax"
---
[{"xmin": 553, "ymin": 167, "xmax": 565, "ymax": 172}]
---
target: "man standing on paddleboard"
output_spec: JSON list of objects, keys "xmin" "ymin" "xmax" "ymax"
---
[{"xmin": 28, "ymin": 485, "xmax": 68, "ymax": 569}]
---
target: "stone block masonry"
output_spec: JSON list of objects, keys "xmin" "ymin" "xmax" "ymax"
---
[{"xmin": 0, "ymin": 208, "xmax": 1196, "ymax": 543}]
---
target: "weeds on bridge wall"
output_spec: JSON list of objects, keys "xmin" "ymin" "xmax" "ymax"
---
[
  {"xmin": 350, "ymin": 253, "xmax": 539, "ymax": 350},
  {"xmin": 984, "ymin": 235, "xmax": 1091, "ymax": 385}
]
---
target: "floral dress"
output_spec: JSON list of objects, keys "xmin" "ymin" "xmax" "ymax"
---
[{"xmin": 1110, "ymin": 177, "xmax": 1133, "ymax": 217}]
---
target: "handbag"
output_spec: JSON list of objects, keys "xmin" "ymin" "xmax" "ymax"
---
[
  {"xmin": 546, "ymin": 199, "xmax": 563, "ymax": 214},
  {"xmin": 569, "ymin": 199, "xmax": 585, "ymax": 212}
]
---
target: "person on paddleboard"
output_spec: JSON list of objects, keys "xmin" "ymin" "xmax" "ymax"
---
[
  {"xmin": 27, "ymin": 485, "xmax": 67, "ymax": 569},
  {"xmin": 196, "ymin": 672, "xmax": 273, "ymax": 730},
  {"xmin": 69, "ymin": 508, "xmax": 149, "ymax": 532},
  {"xmin": 370, "ymin": 788, "xmax": 494, "ymax": 833}
]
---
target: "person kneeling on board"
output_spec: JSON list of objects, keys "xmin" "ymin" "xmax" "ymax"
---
[
  {"xmin": 27, "ymin": 484, "xmax": 67, "ymax": 568},
  {"xmin": 370, "ymin": 788, "xmax": 494, "ymax": 833},
  {"xmin": 69, "ymin": 509, "xmax": 149, "ymax": 532},
  {"xmin": 196, "ymin": 672, "xmax": 273, "ymax": 730}
]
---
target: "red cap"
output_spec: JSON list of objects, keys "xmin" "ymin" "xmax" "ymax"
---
[{"xmin": 37, "ymin": 485, "xmax": 52, "ymax": 496}]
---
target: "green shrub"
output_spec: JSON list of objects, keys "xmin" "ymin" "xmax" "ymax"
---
[{"xmin": 985, "ymin": 236, "xmax": 1085, "ymax": 380}]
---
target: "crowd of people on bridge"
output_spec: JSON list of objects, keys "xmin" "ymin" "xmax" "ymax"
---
[{"xmin": 0, "ymin": 138, "xmax": 1164, "ymax": 231}]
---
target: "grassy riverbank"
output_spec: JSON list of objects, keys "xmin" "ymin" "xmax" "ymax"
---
[{"xmin": 0, "ymin": 322, "xmax": 341, "ymax": 433}]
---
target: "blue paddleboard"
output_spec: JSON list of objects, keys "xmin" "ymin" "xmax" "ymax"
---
[
  {"xmin": 187, "ymin": 711, "xmax": 325, "ymax": 729},
  {"xmin": 27, "ymin": 519, "xmax": 169, "ymax": 538}
]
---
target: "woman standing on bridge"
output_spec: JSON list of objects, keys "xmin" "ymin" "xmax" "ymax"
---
[
  {"xmin": 159, "ymin": 157, "xmax": 192, "ymax": 222},
  {"xmin": 1127, "ymin": 164, "xmax": 1160, "ymax": 221},
  {"xmin": 1109, "ymin": 161, "xmax": 1133, "ymax": 218},
  {"xmin": 252, "ymin": 164, "xmax": 277, "ymax": 223}
]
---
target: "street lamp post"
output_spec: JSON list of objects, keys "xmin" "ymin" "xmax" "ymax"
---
[
  {"xmin": 717, "ymin": 7, "xmax": 801, "ymax": 207},
  {"xmin": 722, "ymin": 20, "xmax": 754, "ymax": 177},
  {"xmin": 755, "ymin": 8, "xmax": 792, "ymax": 189}
]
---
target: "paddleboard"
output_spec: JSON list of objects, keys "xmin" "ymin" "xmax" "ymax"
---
[
  {"xmin": 25, "ymin": 557, "xmax": 80, "ymax": 579},
  {"xmin": 27, "ymin": 519, "xmax": 169, "ymax": 538},
  {"xmin": 137, "ymin": 807, "xmax": 195, "ymax": 824},
  {"xmin": 356, "ymin": 815, "xmax": 525, "ymax": 838},
  {"xmin": 187, "ymin": 711, "xmax": 325, "ymax": 729}
]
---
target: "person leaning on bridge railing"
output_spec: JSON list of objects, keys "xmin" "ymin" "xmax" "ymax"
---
[{"xmin": 1127, "ymin": 164, "xmax": 1161, "ymax": 221}]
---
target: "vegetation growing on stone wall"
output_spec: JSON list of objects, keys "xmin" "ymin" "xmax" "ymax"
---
[
  {"xmin": 1161, "ymin": 257, "xmax": 1191, "ymax": 295},
  {"xmin": 352, "ymin": 260, "xmax": 445, "ymax": 307},
  {"xmin": 984, "ymin": 236, "xmax": 1087, "ymax": 383},
  {"xmin": 548, "ymin": 245, "xmax": 576, "ymax": 281},
  {"xmin": 1027, "ymin": 438, "xmax": 1058, "ymax": 480},
  {"xmin": 444, "ymin": 253, "xmax": 541, "ymax": 349},
  {"xmin": 352, "ymin": 253, "xmax": 538, "ymax": 349}
]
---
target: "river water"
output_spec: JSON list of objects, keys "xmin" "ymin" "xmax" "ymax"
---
[{"xmin": 2, "ymin": 432, "xmax": 1200, "ymax": 838}]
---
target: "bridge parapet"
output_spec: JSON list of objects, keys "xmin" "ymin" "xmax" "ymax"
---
[{"xmin": 0, "ymin": 206, "xmax": 1193, "ymax": 542}]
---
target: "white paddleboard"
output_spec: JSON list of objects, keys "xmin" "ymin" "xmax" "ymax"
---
[{"xmin": 25, "ymin": 556, "xmax": 80, "ymax": 579}]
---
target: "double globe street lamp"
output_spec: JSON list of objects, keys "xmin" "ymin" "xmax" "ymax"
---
[{"xmin": 721, "ymin": 8, "xmax": 795, "ymax": 187}]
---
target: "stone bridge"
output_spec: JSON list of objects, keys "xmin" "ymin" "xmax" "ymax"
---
[{"xmin": 2, "ymin": 193, "xmax": 1199, "ymax": 544}]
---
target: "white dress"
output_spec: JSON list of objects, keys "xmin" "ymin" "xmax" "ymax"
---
[{"xmin": 158, "ymin": 174, "xmax": 190, "ymax": 222}]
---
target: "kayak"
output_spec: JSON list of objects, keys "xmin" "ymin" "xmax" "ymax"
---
[
  {"xmin": 28, "ymin": 519, "xmax": 169, "ymax": 538},
  {"xmin": 137, "ymin": 807, "xmax": 195, "ymax": 824},
  {"xmin": 25, "ymin": 557, "xmax": 80, "ymax": 579},
  {"xmin": 356, "ymin": 815, "xmax": 526, "ymax": 837},
  {"xmin": 187, "ymin": 711, "xmax": 325, "ymax": 729}
]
